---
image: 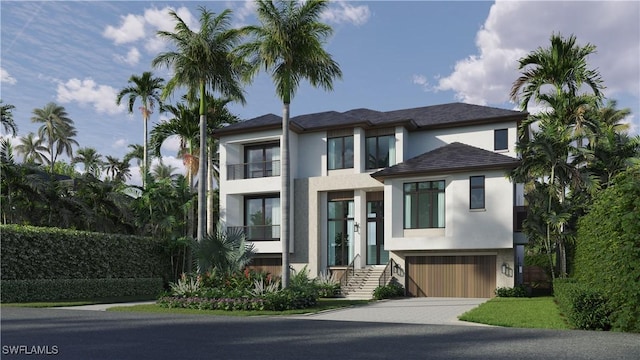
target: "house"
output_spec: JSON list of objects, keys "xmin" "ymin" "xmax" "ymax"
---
[{"xmin": 214, "ymin": 102, "xmax": 529, "ymax": 298}]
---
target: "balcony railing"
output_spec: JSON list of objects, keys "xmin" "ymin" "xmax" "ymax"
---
[
  {"xmin": 229, "ymin": 225, "xmax": 280, "ymax": 241},
  {"xmin": 227, "ymin": 160, "xmax": 281, "ymax": 180}
]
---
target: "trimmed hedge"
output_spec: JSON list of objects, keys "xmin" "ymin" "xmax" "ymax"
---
[
  {"xmin": 1, "ymin": 225, "xmax": 166, "ymax": 280},
  {"xmin": 574, "ymin": 166, "xmax": 640, "ymax": 333},
  {"xmin": 1, "ymin": 278, "xmax": 164, "ymax": 303},
  {"xmin": 554, "ymin": 278, "xmax": 611, "ymax": 331}
]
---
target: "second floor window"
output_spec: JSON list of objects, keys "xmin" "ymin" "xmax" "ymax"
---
[
  {"xmin": 494, "ymin": 129, "xmax": 508, "ymax": 151},
  {"xmin": 366, "ymin": 134, "xmax": 396, "ymax": 169},
  {"xmin": 245, "ymin": 143, "xmax": 280, "ymax": 178},
  {"xmin": 404, "ymin": 180, "xmax": 445, "ymax": 229},
  {"xmin": 328, "ymin": 136, "xmax": 354, "ymax": 170},
  {"xmin": 470, "ymin": 176, "xmax": 485, "ymax": 209}
]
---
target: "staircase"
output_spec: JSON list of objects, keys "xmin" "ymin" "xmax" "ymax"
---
[{"xmin": 340, "ymin": 266, "xmax": 386, "ymax": 300}]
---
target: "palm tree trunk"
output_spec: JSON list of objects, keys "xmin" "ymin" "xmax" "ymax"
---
[
  {"xmin": 143, "ymin": 111, "xmax": 148, "ymax": 189},
  {"xmin": 197, "ymin": 82, "xmax": 207, "ymax": 248},
  {"xmin": 207, "ymin": 141, "xmax": 215, "ymax": 234},
  {"xmin": 281, "ymin": 102, "xmax": 291, "ymax": 287}
]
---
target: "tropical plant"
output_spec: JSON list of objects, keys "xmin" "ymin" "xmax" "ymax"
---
[
  {"xmin": 190, "ymin": 225, "xmax": 256, "ymax": 274},
  {"xmin": 72, "ymin": 147, "xmax": 103, "ymax": 178},
  {"xmin": 153, "ymin": 6, "xmax": 247, "ymax": 244},
  {"xmin": 239, "ymin": 0, "xmax": 342, "ymax": 286},
  {"xmin": 103, "ymin": 155, "xmax": 132, "ymax": 183},
  {"xmin": 116, "ymin": 71, "xmax": 164, "ymax": 188},
  {"xmin": 152, "ymin": 159, "xmax": 179, "ymax": 181},
  {"xmin": 1, "ymin": 100, "xmax": 17, "ymax": 137},
  {"xmin": 31, "ymin": 102, "xmax": 78, "ymax": 172},
  {"xmin": 14, "ymin": 133, "xmax": 48, "ymax": 164}
]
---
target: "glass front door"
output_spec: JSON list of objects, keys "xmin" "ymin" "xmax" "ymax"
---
[{"xmin": 367, "ymin": 200, "xmax": 388, "ymax": 265}]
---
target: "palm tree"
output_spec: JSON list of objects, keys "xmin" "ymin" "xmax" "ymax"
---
[
  {"xmin": 116, "ymin": 72, "xmax": 164, "ymax": 189},
  {"xmin": 31, "ymin": 102, "xmax": 78, "ymax": 172},
  {"xmin": 239, "ymin": 0, "xmax": 342, "ymax": 286},
  {"xmin": 510, "ymin": 33, "xmax": 606, "ymax": 277},
  {"xmin": 152, "ymin": 6, "xmax": 246, "ymax": 245},
  {"xmin": 72, "ymin": 147, "xmax": 103, "ymax": 178},
  {"xmin": 152, "ymin": 159, "xmax": 178, "ymax": 181},
  {"xmin": 104, "ymin": 155, "xmax": 131, "ymax": 183},
  {"xmin": 15, "ymin": 133, "xmax": 48, "ymax": 164},
  {"xmin": 1, "ymin": 100, "xmax": 17, "ymax": 137}
]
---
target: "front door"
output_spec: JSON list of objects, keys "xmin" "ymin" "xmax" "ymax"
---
[{"xmin": 366, "ymin": 198, "xmax": 388, "ymax": 265}]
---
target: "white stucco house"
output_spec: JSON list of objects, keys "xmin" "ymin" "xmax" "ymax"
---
[{"xmin": 214, "ymin": 102, "xmax": 529, "ymax": 298}]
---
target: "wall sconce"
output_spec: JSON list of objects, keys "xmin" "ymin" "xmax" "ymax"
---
[
  {"xmin": 501, "ymin": 263, "xmax": 513, "ymax": 277},
  {"xmin": 353, "ymin": 222, "xmax": 360, "ymax": 233}
]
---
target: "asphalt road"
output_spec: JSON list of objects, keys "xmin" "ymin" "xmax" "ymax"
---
[{"xmin": 2, "ymin": 307, "xmax": 639, "ymax": 360}]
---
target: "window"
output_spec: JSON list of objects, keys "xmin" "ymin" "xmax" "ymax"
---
[
  {"xmin": 245, "ymin": 143, "xmax": 280, "ymax": 178},
  {"xmin": 494, "ymin": 129, "xmax": 508, "ymax": 151},
  {"xmin": 327, "ymin": 192, "xmax": 354, "ymax": 266},
  {"xmin": 404, "ymin": 180, "xmax": 445, "ymax": 229},
  {"xmin": 366, "ymin": 134, "xmax": 396, "ymax": 169},
  {"xmin": 244, "ymin": 195, "xmax": 280, "ymax": 240},
  {"xmin": 327, "ymin": 136, "xmax": 354, "ymax": 170},
  {"xmin": 470, "ymin": 176, "xmax": 485, "ymax": 209}
]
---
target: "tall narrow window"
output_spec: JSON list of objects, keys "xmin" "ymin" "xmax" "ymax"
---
[
  {"xmin": 245, "ymin": 143, "xmax": 280, "ymax": 178},
  {"xmin": 494, "ymin": 129, "xmax": 508, "ymax": 151},
  {"xmin": 403, "ymin": 180, "xmax": 445, "ymax": 229},
  {"xmin": 470, "ymin": 176, "xmax": 485, "ymax": 209},
  {"xmin": 327, "ymin": 136, "xmax": 354, "ymax": 170},
  {"xmin": 366, "ymin": 134, "xmax": 396, "ymax": 169},
  {"xmin": 327, "ymin": 192, "xmax": 354, "ymax": 266}
]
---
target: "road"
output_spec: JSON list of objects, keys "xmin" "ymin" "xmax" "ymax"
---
[{"xmin": 2, "ymin": 307, "xmax": 639, "ymax": 359}]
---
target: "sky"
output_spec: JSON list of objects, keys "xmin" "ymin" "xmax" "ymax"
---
[{"xmin": 2, "ymin": 0, "xmax": 639, "ymax": 186}]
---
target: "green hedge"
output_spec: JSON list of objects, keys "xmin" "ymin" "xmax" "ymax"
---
[
  {"xmin": 1, "ymin": 278, "xmax": 164, "ymax": 303},
  {"xmin": 0, "ymin": 225, "xmax": 166, "ymax": 280},
  {"xmin": 553, "ymin": 278, "xmax": 611, "ymax": 331},
  {"xmin": 574, "ymin": 166, "xmax": 640, "ymax": 333}
]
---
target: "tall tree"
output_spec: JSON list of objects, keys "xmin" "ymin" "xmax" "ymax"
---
[
  {"xmin": 239, "ymin": 0, "xmax": 342, "ymax": 286},
  {"xmin": 152, "ymin": 6, "xmax": 246, "ymax": 246},
  {"xmin": 116, "ymin": 71, "xmax": 164, "ymax": 189},
  {"xmin": 30, "ymin": 102, "xmax": 78, "ymax": 172},
  {"xmin": 1, "ymin": 100, "xmax": 17, "ymax": 137},
  {"xmin": 72, "ymin": 147, "xmax": 103, "ymax": 178},
  {"xmin": 104, "ymin": 155, "xmax": 131, "ymax": 184},
  {"xmin": 15, "ymin": 133, "xmax": 48, "ymax": 164},
  {"xmin": 510, "ymin": 33, "xmax": 605, "ymax": 277},
  {"xmin": 152, "ymin": 159, "xmax": 179, "ymax": 181}
]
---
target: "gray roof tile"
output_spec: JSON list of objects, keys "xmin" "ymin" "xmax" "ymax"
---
[{"xmin": 371, "ymin": 142, "xmax": 520, "ymax": 180}]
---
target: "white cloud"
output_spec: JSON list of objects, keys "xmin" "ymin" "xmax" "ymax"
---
[
  {"xmin": 114, "ymin": 47, "xmax": 141, "ymax": 66},
  {"xmin": 412, "ymin": 74, "xmax": 431, "ymax": 91},
  {"xmin": 112, "ymin": 138, "xmax": 127, "ymax": 149},
  {"xmin": 321, "ymin": 0, "xmax": 370, "ymax": 26},
  {"xmin": 229, "ymin": 0, "xmax": 257, "ymax": 27},
  {"xmin": 56, "ymin": 78, "xmax": 123, "ymax": 115},
  {"xmin": 1, "ymin": 67, "xmax": 17, "ymax": 85},
  {"xmin": 435, "ymin": 1, "xmax": 640, "ymax": 107},
  {"xmin": 103, "ymin": 13, "xmax": 146, "ymax": 45}
]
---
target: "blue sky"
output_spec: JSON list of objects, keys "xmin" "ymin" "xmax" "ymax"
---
[{"xmin": 2, "ymin": 1, "xmax": 639, "ymax": 185}]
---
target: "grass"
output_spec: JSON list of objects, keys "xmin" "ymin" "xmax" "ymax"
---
[
  {"xmin": 107, "ymin": 298, "xmax": 371, "ymax": 316},
  {"xmin": 0, "ymin": 295, "xmax": 157, "ymax": 309},
  {"xmin": 459, "ymin": 297, "xmax": 570, "ymax": 329}
]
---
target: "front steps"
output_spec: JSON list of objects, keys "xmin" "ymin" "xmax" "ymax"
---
[{"xmin": 340, "ymin": 266, "xmax": 387, "ymax": 300}]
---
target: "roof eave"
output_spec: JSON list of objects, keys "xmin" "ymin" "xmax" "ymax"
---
[{"xmin": 370, "ymin": 162, "xmax": 520, "ymax": 182}]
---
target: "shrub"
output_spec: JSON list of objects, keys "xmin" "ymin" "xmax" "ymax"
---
[
  {"xmin": 554, "ymin": 278, "xmax": 612, "ymax": 331},
  {"xmin": 0, "ymin": 225, "xmax": 166, "ymax": 281},
  {"xmin": 574, "ymin": 166, "xmax": 640, "ymax": 332},
  {"xmin": 314, "ymin": 271, "xmax": 341, "ymax": 298},
  {"xmin": 1, "ymin": 278, "xmax": 163, "ymax": 303},
  {"xmin": 373, "ymin": 280, "xmax": 404, "ymax": 300},
  {"xmin": 169, "ymin": 273, "xmax": 202, "ymax": 298},
  {"xmin": 495, "ymin": 286, "xmax": 527, "ymax": 298}
]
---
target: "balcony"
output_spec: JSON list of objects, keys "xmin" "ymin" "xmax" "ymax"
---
[
  {"xmin": 229, "ymin": 225, "xmax": 281, "ymax": 241},
  {"xmin": 227, "ymin": 160, "xmax": 280, "ymax": 180}
]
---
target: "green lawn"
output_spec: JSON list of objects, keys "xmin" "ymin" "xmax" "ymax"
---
[
  {"xmin": 0, "ymin": 295, "xmax": 157, "ymax": 309},
  {"xmin": 107, "ymin": 298, "xmax": 371, "ymax": 316},
  {"xmin": 459, "ymin": 297, "xmax": 570, "ymax": 329}
]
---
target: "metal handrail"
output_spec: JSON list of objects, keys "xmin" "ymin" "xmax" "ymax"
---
[
  {"xmin": 228, "ymin": 225, "xmax": 280, "ymax": 241},
  {"xmin": 378, "ymin": 258, "xmax": 398, "ymax": 287},
  {"xmin": 227, "ymin": 160, "xmax": 281, "ymax": 180},
  {"xmin": 338, "ymin": 254, "xmax": 360, "ymax": 289}
]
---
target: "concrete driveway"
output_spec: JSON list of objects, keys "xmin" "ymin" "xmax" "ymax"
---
[{"xmin": 291, "ymin": 297, "xmax": 489, "ymax": 326}]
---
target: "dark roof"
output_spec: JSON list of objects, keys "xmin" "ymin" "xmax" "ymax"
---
[
  {"xmin": 213, "ymin": 102, "xmax": 527, "ymax": 137},
  {"xmin": 371, "ymin": 142, "xmax": 520, "ymax": 180}
]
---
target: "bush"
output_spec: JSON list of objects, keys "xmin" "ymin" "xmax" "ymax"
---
[
  {"xmin": 495, "ymin": 286, "xmax": 527, "ymax": 298},
  {"xmin": 574, "ymin": 166, "xmax": 640, "ymax": 332},
  {"xmin": 553, "ymin": 278, "xmax": 612, "ymax": 331},
  {"xmin": 0, "ymin": 225, "xmax": 166, "ymax": 280},
  {"xmin": 314, "ymin": 271, "xmax": 341, "ymax": 298},
  {"xmin": 1, "ymin": 278, "xmax": 163, "ymax": 303},
  {"xmin": 373, "ymin": 280, "xmax": 404, "ymax": 300}
]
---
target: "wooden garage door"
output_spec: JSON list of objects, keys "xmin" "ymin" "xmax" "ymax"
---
[{"xmin": 406, "ymin": 256, "xmax": 496, "ymax": 298}]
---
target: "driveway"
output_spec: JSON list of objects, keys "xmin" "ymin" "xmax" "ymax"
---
[{"xmin": 290, "ymin": 297, "xmax": 489, "ymax": 326}]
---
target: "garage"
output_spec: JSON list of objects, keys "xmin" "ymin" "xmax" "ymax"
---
[{"xmin": 406, "ymin": 255, "xmax": 496, "ymax": 298}]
